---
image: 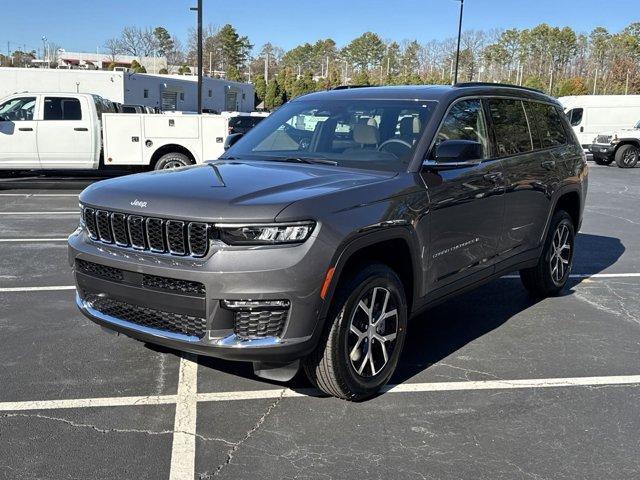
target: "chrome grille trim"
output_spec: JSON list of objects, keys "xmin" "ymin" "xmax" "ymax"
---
[
  {"xmin": 166, "ymin": 220, "xmax": 186, "ymax": 255},
  {"xmin": 110, "ymin": 213, "xmax": 129, "ymax": 247},
  {"xmin": 146, "ymin": 218, "xmax": 166, "ymax": 253},
  {"xmin": 96, "ymin": 210, "xmax": 113, "ymax": 243},
  {"xmin": 81, "ymin": 207, "xmax": 211, "ymax": 258},
  {"xmin": 187, "ymin": 222, "xmax": 209, "ymax": 258},
  {"xmin": 128, "ymin": 215, "xmax": 146, "ymax": 250}
]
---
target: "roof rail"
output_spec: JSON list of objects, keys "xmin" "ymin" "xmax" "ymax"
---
[
  {"xmin": 331, "ymin": 85, "xmax": 370, "ymax": 90},
  {"xmin": 454, "ymin": 82, "xmax": 545, "ymax": 94}
]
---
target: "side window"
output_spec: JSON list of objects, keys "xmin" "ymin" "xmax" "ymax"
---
[
  {"xmin": 568, "ymin": 108, "xmax": 583, "ymax": 126},
  {"xmin": 43, "ymin": 97, "xmax": 82, "ymax": 121},
  {"xmin": 487, "ymin": 98, "xmax": 533, "ymax": 156},
  {"xmin": 0, "ymin": 97, "xmax": 36, "ymax": 122},
  {"xmin": 530, "ymin": 103, "xmax": 567, "ymax": 148},
  {"xmin": 432, "ymin": 99, "xmax": 489, "ymax": 159}
]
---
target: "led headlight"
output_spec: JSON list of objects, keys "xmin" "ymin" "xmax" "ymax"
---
[{"xmin": 218, "ymin": 221, "xmax": 315, "ymax": 245}]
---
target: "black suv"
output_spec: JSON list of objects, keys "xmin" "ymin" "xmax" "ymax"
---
[{"xmin": 69, "ymin": 83, "xmax": 588, "ymax": 400}]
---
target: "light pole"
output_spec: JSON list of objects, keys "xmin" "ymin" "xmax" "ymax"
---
[
  {"xmin": 453, "ymin": 0, "xmax": 464, "ymax": 84},
  {"xmin": 190, "ymin": 0, "xmax": 203, "ymax": 114},
  {"xmin": 41, "ymin": 36, "xmax": 48, "ymax": 66}
]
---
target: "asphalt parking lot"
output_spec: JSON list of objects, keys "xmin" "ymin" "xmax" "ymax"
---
[{"xmin": 0, "ymin": 163, "xmax": 639, "ymax": 480}]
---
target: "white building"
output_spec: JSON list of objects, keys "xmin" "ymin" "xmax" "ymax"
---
[
  {"xmin": 0, "ymin": 67, "xmax": 255, "ymax": 112},
  {"xmin": 55, "ymin": 51, "xmax": 168, "ymax": 73}
]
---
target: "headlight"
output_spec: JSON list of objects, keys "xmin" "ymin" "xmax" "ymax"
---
[{"xmin": 218, "ymin": 221, "xmax": 315, "ymax": 245}]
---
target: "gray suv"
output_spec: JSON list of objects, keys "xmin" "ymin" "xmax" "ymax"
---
[{"xmin": 69, "ymin": 83, "xmax": 588, "ymax": 400}]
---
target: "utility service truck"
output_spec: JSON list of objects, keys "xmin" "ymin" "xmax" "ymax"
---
[{"xmin": 0, "ymin": 92, "xmax": 237, "ymax": 171}]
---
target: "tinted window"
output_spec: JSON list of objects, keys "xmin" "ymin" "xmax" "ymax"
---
[
  {"xmin": 568, "ymin": 108, "xmax": 583, "ymax": 126},
  {"xmin": 224, "ymin": 99, "xmax": 436, "ymax": 172},
  {"xmin": 433, "ymin": 99, "xmax": 489, "ymax": 159},
  {"xmin": 487, "ymin": 98, "xmax": 532, "ymax": 156},
  {"xmin": 0, "ymin": 97, "xmax": 36, "ymax": 121},
  {"xmin": 44, "ymin": 97, "xmax": 82, "ymax": 120},
  {"xmin": 529, "ymin": 102, "xmax": 567, "ymax": 148}
]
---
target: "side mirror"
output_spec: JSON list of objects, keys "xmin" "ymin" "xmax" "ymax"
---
[
  {"xmin": 224, "ymin": 133, "xmax": 243, "ymax": 150},
  {"xmin": 434, "ymin": 139, "xmax": 483, "ymax": 163}
]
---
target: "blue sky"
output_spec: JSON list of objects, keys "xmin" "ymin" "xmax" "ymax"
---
[{"xmin": 2, "ymin": 0, "xmax": 638, "ymax": 55}]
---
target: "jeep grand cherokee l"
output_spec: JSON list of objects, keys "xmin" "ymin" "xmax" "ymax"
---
[{"xmin": 69, "ymin": 83, "xmax": 588, "ymax": 400}]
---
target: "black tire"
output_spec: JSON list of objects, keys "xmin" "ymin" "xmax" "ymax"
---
[
  {"xmin": 303, "ymin": 263, "xmax": 408, "ymax": 400},
  {"xmin": 593, "ymin": 155, "xmax": 613, "ymax": 166},
  {"xmin": 615, "ymin": 144, "xmax": 640, "ymax": 168},
  {"xmin": 153, "ymin": 152, "xmax": 192, "ymax": 170},
  {"xmin": 520, "ymin": 210, "xmax": 575, "ymax": 298}
]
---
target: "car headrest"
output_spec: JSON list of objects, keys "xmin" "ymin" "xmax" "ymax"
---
[
  {"xmin": 353, "ymin": 124, "xmax": 380, "ymax": 145},
  {"xmin": 400, "ymin": 116, "xmax": 421, "ymax": 136}
]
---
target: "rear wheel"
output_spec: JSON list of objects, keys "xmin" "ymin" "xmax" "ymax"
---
[
  {"xmin": 520, "ymin": 210, "xmax": 575, "ymax": 298},
  {"xmin": 153, "ymin": 152, "xmax": 192, "ymax": 170},
  {"xmin": 303, "ymin": 264, "xmax": 407, "ymax": 400},
  {"xmin": 615, "ymin": 144, "xmax": 639, "ymax": 168}
]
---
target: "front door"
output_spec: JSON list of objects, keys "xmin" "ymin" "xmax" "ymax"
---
[
  {"xmin": 37, "ymin": 96, "xmax": 94, "ymax": 168},
  {"xmin": 421, "ymin": 98, "xmax": 505, "ymax": 291},
  {"xmin": 0, "ymin": 96, "xmax": 40, "ymax": 169}
]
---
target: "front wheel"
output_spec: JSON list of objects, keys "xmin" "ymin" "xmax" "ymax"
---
[
  {"xmin": 304, "ymin": 264, "xmax": 407, "ymax": 400},
  {"xmin": 615, "ymin": 144, "xmax": 639, "ymax": 168},
  {"xmin": 520, "ymin": 210, "xmax": 575, "ymax": 298}
]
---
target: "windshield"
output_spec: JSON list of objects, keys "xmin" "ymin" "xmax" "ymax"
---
[
  {"xmin": 635, "ymin": 119, "xmax": 640, "ymax": 129},
  {"xmin": 223, "ymin": 99, "xmax": 436, "ymax": 172}
]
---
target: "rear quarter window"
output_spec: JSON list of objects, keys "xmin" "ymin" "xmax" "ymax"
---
[{"xmin": 528, "ymin": 102, "xmax": 568, "ymax": 148}]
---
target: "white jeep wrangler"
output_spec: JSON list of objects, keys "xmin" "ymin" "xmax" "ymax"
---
[{"xmin": 589, "ymin": 120, "xmax": 640, "ymax": 168}]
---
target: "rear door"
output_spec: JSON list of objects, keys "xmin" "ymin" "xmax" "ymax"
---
[
  {"xmin": 0, "ymin": 95, "xmax": 40, "ymax": 169},
  {"xmin": 492, "ymin": 98, "xmax": 559, "ymax": 258},
  {"xmin": 422, "ymin": 98, "xmax": 505, "ymax": 290},
  {"xmin": 37, "ymin": 96, "xmax": 95, "ymax": 168}
]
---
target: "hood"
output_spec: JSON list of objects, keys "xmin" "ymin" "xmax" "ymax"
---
[{"xmin": 79, "ymin": 160, "xmax": 395, "ymax": 222}]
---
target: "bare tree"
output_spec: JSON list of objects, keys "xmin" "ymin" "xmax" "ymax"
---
[{"xmin": 104, "ymin": 38, "xmax": 121, "ymax": 63}]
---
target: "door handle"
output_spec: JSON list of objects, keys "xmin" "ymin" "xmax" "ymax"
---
[
  {"xmin": 580, "ymin": 126, "xmax": 584, "ymax": 133},
  {"xmin": 18, "ymin": 127, "xmax": 33, "ymax": 131},
  {"xmin": 541, "ymin": 160, "xmax": 556, "ymax": 170},
  {"xmin": 483, "ymin": 172, "xmax": 503, "ymax": 183},
  {"xmin": 74, "ymin": 127, "xmax": 88, "ymax": 131}
]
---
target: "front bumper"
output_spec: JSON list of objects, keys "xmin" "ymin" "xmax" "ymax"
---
[
  {"xmin": 589, "ymin": 143, "xmax": 615, "ymax": 157},
  {"xmin": 69, "ymin": 227, "xmax": 333, "ymax": 363}
]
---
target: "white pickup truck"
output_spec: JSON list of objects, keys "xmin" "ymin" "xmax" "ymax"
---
[{"xmin": 0, "ymin": 92, "xmax": 233, "ymax": 171}]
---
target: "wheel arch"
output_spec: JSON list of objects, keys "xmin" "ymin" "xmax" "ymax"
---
[
  {"xmin": 320, "ymin": 227, "xmax": 422, "ymax": 320},
  {"xmin": 150, "ymin": 144, "xmax": 197, "ymax": 168}
]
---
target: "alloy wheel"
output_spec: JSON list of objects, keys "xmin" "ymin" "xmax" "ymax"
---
[
  {"xmin": 622, "ymin": 148, "xmax": 639, "ymax": 167},
  {"xmin": 347, "ymin": 286, "xmax": 399, "ymax": 378},
  {"xmin": 550, "ymin": 223, "xmax": 571, "ymax": 284}
]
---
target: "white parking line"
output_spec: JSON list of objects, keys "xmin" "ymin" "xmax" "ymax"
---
[
  {"xmin": 0, "ymin": 238, "xmax": 68, "ymax": 243},
  {"xmin": 169, "ymin": 354, "xmax": 198, "ymax": 480},
  {"xmin": 0, "ymin": 286, "xmax": 76, "ymax": 293},
  {"xmin": 1, "ymin": 375, "xmax": 639, "ymax": 413},
  {"xmin": 0, "ymin": 394, "xmax": 176, "ymax": 412},
  {"xmin": 0, "ymin": 211, "xmax": 77, "ymax": 215}
]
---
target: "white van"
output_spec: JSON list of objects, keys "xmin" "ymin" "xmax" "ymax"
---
[{"xmin": 558, "ymin": 95, "xmax": 640, "ymax": 148}]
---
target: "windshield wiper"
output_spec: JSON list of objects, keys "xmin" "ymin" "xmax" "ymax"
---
[{"xmin": 276, "ymin": 157, "xmax": 338, "ymax": 166}]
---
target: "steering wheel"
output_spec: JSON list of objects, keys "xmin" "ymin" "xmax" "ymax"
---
[{"xmin": 378, "ymin": 138, "xmax": 412, "ymax": 153}]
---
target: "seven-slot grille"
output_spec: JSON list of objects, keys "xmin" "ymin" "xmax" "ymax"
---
[
  {"xmin": 82, "ymin": 207, "xmax": 210, "ymax": 257},
  {"xmin": 596, "ymin": 134, "xmax": 613, "ymax": 144}
]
